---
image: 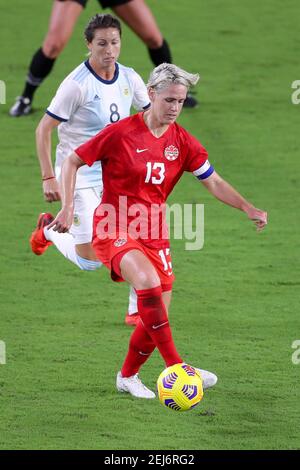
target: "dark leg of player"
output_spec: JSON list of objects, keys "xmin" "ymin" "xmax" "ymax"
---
[
  {"xmin": 112, "ymin": 0, "xmax": 198, "ymax": 108},
  {"xmin": 9, "ymin": 0, "xmax": 83, "ymax": 117},
  {"xmin": 22, "ymin": 49, "xmax": 56, "ymax": 101},
  {"xmin": 148, "ymin": 39, "xmax": 172, "ymax": 66},
  {"xmin": 9, "ymin": 48, "xmax": 56, "ymax": 117}
]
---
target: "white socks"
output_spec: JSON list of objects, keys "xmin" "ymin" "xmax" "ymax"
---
[
  {"xmin": 44, "ymin": 227, "xmax": 101, "ymax": 271},
  {"xmin": 128, "ymin": 286, "xmax": 138, "ymax": 314}
]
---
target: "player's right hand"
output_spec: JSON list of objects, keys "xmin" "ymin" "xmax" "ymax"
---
[
  {"xmin": 43, "ymin": 178, "xmax": 61, "ymax": 202},
  {"xmin": 47, "ymin": 207, "xmax": 74, "ymax": 233}
]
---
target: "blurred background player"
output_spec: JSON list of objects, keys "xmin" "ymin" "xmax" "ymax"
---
[
  {"xmin": 9, "ymin": 0, "xmax": 197, "ymax": 117},
  {"xmin": 48, "ymin": 63, "xmax": 267, "ymax": 398},
  {"xmin": 29, "ymin": 14, "xmax": 150, "ymax": 324}
]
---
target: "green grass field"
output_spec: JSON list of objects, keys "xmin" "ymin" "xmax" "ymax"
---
[{"xmin": 0, "ymin": 0, "xmax": 299, "ymax": 450}]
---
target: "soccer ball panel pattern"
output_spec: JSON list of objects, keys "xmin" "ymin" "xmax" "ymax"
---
[{"xmin": 157, "ymin": 363, "xmax": 203, "ymax": 411}]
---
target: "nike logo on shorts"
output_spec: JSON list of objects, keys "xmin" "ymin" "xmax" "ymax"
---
[{"xmin": 152, "ymin": 321, "xmax": 168, "ymax": 330}]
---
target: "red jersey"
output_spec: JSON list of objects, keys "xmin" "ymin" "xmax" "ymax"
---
[{"xmin": 75, "ymin": 112, "xmax": 214, "ymax": 249}]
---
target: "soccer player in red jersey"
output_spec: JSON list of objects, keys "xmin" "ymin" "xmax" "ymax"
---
[{"xmin": 48, "ymin": 63, "xmax": 268, "ymax": 399}]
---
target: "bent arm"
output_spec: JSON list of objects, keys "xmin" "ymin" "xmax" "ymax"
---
[
  {"xmin": 201, "ymin": 171, "xmax": 267, "ymax": 231},
  {"xmin": 47, "ymin": 152, "xmax": 85, "ymax": 232},
  {"xmin": 36, "ymin": 113, "xmax": 61, "ymax": 202}
]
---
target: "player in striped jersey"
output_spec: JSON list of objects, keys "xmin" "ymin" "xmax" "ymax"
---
[
  {"xmin": 30, "ymin": 14, "xmax": 149, "ymax": 323},
  {"xmin": 48, "ymin": 63, "xmax": 267, "ymax": 398}
]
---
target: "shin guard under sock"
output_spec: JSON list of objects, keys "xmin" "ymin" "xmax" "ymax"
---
[
  {"xmin": 121, "ymin": 321, "xmax": 156, "ymax": 377},
  {"xmin": 136, "ymin": 286, "xmax": 182, "ymax": 367}
]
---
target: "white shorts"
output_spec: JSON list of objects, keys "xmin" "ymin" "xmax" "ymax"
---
[{"xmin": 69, "ymin": 186, "xmax": 102, "ymax": 244}]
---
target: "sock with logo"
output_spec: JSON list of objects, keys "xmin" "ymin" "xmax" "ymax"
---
[
  {"xmin": 121, "ymin": 321, "xmax": 156, "ymax": 377},
  {"xmin": 122, "ymin": 286, "xmax": 182, "ymax": 372}
]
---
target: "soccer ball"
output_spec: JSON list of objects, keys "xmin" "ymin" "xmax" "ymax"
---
[{"xmin": 157, "ymin": 363, "xmax": 203, "ymax": 411}]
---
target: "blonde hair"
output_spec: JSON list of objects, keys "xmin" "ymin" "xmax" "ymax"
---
[{"xmin": 147, "ymin": 63, "xmax": 199, "ymax": 92}]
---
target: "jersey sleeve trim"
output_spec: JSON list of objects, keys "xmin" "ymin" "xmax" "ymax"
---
[
  {"xmin": 193, "ymin": 161, "xmax": 215, "ymax": 180},
  {"xmin": 46, "ymin": 110, "xmax": 68, "ymax": 122}
]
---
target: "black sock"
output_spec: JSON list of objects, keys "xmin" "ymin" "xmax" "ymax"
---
[
  {"xmin": 22, "ymin": 48, "xmax": 56, "ymax": 101},
  {"xmin": 148, "ymin": 39, "xmax": 172, "ymax": 66}
]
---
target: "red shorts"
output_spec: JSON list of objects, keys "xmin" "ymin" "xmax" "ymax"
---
[{"xmin": 92, "ymin": 234, "xmax": 175, "ymax": 292}]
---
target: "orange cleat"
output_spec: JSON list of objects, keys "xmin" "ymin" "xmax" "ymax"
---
[
  {"xmin": 30, "ymin": 212, "xmax": 54, "ymax": 255},
  {"xmin": 125, "ymin": 312, "xmax": 140, "ymax": 327}
]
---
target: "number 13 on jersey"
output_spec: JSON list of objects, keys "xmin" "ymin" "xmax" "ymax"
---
[{"xmin": 145, "ymin": 162, "xmax": 165, "ymax": 185}]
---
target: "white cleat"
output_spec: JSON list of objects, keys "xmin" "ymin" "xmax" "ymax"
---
[
  {"xmin": 195, "ymin": 368, "xmax": 218, "ymax": 390},
  {"xmin": 116, "ymin": 371, "xmax": 156, "ymax": 399}
]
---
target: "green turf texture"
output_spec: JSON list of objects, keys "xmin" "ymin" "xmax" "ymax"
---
[{"xmin": 0, "ymin": 0, "xmax": 299, "ymax": 450}]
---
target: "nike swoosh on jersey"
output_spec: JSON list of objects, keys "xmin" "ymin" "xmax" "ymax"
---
[
  {"xmin": 136, "ymin": 148, "xmax": 148, "ymax": 153},
  {"xmin": 152, "ymin": 321, "xmax": 168, "ymax": 330}
]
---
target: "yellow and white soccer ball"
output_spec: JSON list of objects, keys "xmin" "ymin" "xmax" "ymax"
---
[{"xmin": 157, "ymin": 363, "xmax": 203, "ymax": 411}]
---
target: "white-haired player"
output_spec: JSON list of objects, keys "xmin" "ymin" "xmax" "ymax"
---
[{"xmin": 48, "ymin": 63, "xmax": 267, "ymax": 398}]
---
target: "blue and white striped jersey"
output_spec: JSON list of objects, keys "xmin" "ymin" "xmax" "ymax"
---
[{"xmin": 47, "ymin": 61, "xmax": 150, "ymax": 189}]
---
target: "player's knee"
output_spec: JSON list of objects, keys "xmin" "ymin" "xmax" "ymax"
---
[
  {"xmin": 43, "ymin": 34, "xmax": 66, "ymax": 58},
  {"xmin": 135, "ymin": 270, "xmax": 160, "ymax": 290}
]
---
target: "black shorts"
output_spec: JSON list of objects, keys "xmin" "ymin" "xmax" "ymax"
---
[{"xmin": 57, "ymin": 0, "xmax": 133, "ymax": 9}]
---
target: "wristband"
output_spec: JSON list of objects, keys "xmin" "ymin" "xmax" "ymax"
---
[{"xmin": 42, "ymin": 176, "xmax": 56, "ymax": 181}]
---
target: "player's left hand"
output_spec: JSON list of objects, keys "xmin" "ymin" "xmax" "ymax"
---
[{"xmin": 246, "ymin": 206, "xmax": 268, "ymax": 232}]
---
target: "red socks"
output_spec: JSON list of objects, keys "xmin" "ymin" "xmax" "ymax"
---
[
  {"xmin": 121, "ymin": 321, "xmax": 156, "ymax": 377},
  {"xmin": 121, "ymin": 286, "xmax": 182, "ymax": 377}
]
